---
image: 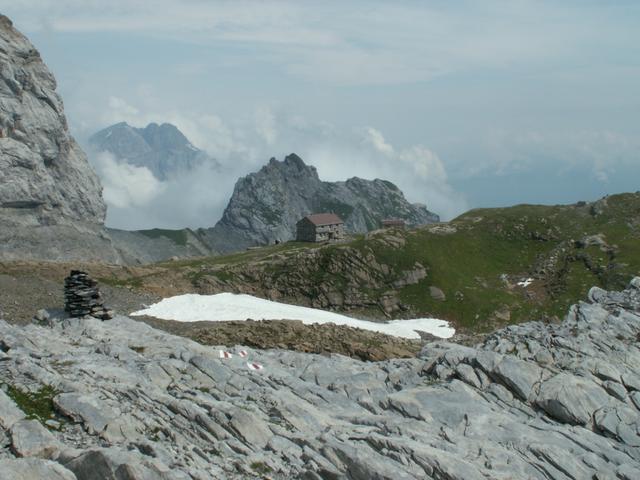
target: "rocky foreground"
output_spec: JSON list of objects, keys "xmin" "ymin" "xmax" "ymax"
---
[{"xmin": 1, "ymin": 281, "xmax": 640, "ymax": 479}]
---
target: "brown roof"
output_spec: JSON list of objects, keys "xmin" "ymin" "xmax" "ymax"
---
[{"xmin": 303, "ymin": 213, "xmax": 344, "ymax": 226}]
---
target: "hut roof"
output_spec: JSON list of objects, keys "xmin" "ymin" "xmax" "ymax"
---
[{"xmin": 303, "ymin": 213, "xmax": 344, "ymax": 226}]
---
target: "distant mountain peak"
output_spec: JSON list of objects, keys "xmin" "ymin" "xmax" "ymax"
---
[{"xmin": 89, "ymin": 121, "xmax": 219, "ymax": 180}]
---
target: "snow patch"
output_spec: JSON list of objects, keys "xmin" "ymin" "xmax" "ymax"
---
[
  {"xmin": 517, "ymin": 278, "xmax": 534, "ymax": 288},
  {"xmin": 131, "ymin": 293, "xmax": 455, "ymax": 340}
]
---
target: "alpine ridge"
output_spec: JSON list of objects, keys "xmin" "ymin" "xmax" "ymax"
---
[{"xmin": 204, "ymin": 153, "xmax": 439, "ymax": 252}]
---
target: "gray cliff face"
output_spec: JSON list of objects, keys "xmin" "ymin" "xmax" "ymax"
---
[
  {"xmin": 0, "ymin": 16, "xmax": 124, "ymax": 263},
  {"xmin": 89, "ymin": 122, "xmax": 219, "ymax": 180},
  {"xmin": 207, "ymin": 153, "xmax": 439, "ymax": 252},
  {"xmin": 0, "ymin": 15, "xmax": 106, "ymax": 227},
  {"xmin": 1, "ymin": 279, "xmax": 640, "ymax": 478}
]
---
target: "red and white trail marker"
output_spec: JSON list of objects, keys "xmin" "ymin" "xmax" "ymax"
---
[
  {"xmin": 219, "ymin": 350, "xmax": 233, "ymax": 359},
  {"xmin": 238, "ymin": 350, "xmax": 248, "ymax": 358},
  {"xmin": 247, "ymin": 362, "xmax": 264, "ymax": 371}
]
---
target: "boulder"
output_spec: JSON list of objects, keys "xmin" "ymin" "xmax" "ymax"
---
[
  {"xmin": 536, "ymin": 373, "xmax": 611, "ymax": 425},
  {"xmin": 0, "ymin": 458, "xmax": 76, "ymax": 480},
  {"xmin": 0, "ymin": 388, "xmax": 25, "ymax": 430},
  {"xmin": 63, "ymin": 448, "xmax": 178, "ymax": 480},
  {"xmin": 10, "ymin": 419, "xmax": 61, "ymax": 459},
  {"xmin": 429, "ymin": 286, "xmax": 446, "ymax": 301}
]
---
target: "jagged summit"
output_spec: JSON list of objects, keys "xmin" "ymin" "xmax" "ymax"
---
[
  {"xmin": 204, "ymin": 153, "xmax": 439, "ymax": 252},
  {"xmin": 90, "ymin": 121, "xmax": 218, "ymax": 180},
  {"xmin": 0, "ymin": 14, "xmax": 121, "ymax": 262}
]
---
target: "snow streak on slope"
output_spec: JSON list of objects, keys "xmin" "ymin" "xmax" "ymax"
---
[{"xmin": 131, "ymin": 293, "xmax": 454, "ymax": 339}]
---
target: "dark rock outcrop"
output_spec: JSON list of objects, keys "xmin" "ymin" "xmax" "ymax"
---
[
  {"xmin": 2, "ymin": 279, "xmax": 640, "ymax": 478},
  {"xmin": 64, "ymin": 270, "xmax": 113, "ymax": 320},
  {"xmin": 192, "ymin": 235, "xmax": 428, "ymax": 316},
  {"xmin": 0, "ymin": 15, "xmax": 121, "ymax": 263},
  {"xmin": 204, "ymin": 153, "xmax": 439, "ymax": 252}
]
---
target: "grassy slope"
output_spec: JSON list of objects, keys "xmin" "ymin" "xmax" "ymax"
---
[
  {"xmin": 137, "ymin": 228, "xmax": 191, "ymax": 246},
  {"xmin": 97, "ymin": 193, "xmax": 640, "ymax": 332},
  {"xmin": 395, "ymin": 193, "xmax": 640, "ymax": 328}
]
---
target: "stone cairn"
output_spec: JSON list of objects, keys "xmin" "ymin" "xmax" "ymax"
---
[{"xmin": 64, "ymin": 270, "xmax": 113, "ymax": 320}]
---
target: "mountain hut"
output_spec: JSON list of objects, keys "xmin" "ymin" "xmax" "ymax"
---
[{"xmin": 296, "ymin": 213, "xmax": 345, "ymax": 242}]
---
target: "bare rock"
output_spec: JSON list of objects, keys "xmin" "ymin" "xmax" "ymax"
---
[
  {"xmin": 10, "ymin": 419, "xmax": 60, "ymax": 459},
  {"xmin": 0, "ymin": 389, "xmax": 25, "ymax": 430},
  {"xmin": 63, "ymin": 448, "xmax": 180, "ymax": 480},
  {"xmin": 536, "ymin": 373, "xmax": 610, "ymax": 425},
  {"xmin": 0, "ymin": 14, "xmax": 121, "ymax": 263},
  {"xmin": 0, "ymin": 457, "xmax": 76, "ymax": 480},
  {"xmin": 429, "ymin": 286, "xmax": 446, "ymax": 301}
]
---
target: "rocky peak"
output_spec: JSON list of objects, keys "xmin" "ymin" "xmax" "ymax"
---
[
  {"xmin": 204, "ymin": 153, "xmax": 439, "ymax": 252},
  {"xmin": 0, "ymin": 15, "xmax": 121, "ymax": 262},
  {"xmin": 263, "ymin": 153, "xmax": 320, "ymax": 180},
  {"xmin": 140, "ymin": 122, "xmax": 191, "ymax": 151},
  {"xmin": 89, "ymin": 122, "xmax": 152, "ymax": 158},
  {"xmin": 89, "ymin": 121, "xmax": 218, "ymax": 180},
  {"xmin": 0, "ymin": 15, "xmax": 106, "ymax": 225}
]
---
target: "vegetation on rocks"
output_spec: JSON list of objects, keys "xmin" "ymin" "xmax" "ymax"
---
[
  {"xmin": 4, "ymin": 384, "xmax": 59, "ymax": 427},
  {"xmin": 2, "ymin": 193, "xmax": 638, "ymax": 339},
  {"xmin": 110, "ymin": 192, "xmax": 640, "ymax": 333},
  {"xmin": 138, "ymin": 228, "xmax": 191, "ymax": 246}
]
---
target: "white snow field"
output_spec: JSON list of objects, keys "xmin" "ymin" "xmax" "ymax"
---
[{"xmin": 131, "ymin": 293, "xmax": 455, "ymax": 340}]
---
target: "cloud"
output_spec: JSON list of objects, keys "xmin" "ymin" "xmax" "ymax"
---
[
  {"xmin": 5, "ymin": 1, "xmax": 637, "ymax": 86},
  {"xmin": 98, "ymin": 96, "xmax": 253, "ymax": 162},
  {"xmin": 4, "ymin": 1, "xmax": 636, "ymax": 224},
  {"xmin": 364, "ymin": 127, "xmax": 394, "ymax": 156},
  {"xmin": 85, "ymin": 95, "xmax": 468, "ymax": 228},
  {"xmin": 107, "ymin": 96, "xmax": 139, "ymax": 118},
  {"xmin": 255, "ymin": 106, "xmax": 278, "ymax": 145},
  {"xmin": 92, "ymin": 152, "xmax": 165, "ymax": 209},
  {"xmin": 461, "ymin": 129, "xmax": 640, "ymax": 184}
]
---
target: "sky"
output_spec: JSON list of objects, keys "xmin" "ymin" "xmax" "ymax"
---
[{"xmin": 2, "ymin": 1, "xmax": 639, "ymax": 229}]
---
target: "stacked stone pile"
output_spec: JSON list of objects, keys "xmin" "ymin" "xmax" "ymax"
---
[{"xmin": 63, "ymin": 270, "xmax": 113, "ymax": 320}]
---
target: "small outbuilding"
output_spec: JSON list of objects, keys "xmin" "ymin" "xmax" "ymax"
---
[
  {"xmin": 381, "ymin": 218, "xmax": 406, "ymax": 229},
  {"xmin": 296, "ymin": 213, "xmax": 345, "ymax": 242}
]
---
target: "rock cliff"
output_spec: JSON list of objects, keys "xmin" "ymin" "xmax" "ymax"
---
[
  {"xmin": 205, "ymin": 153, "xmax": 439, "ymax": 252},
  {"xmin": 89, "ymin": 122, "xmax": 219, "ymax": 180},
  {"xmin": 1, "ymin": 279, "xmax": 640, "ymax": 478},
  {"xmin": 0, "ymin": 15, "xmax": 121, "ymax": 263}
]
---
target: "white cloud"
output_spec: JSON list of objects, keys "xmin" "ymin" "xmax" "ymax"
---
[
  {"xmin": 93, "ymin": 152, "xmax": 164, "ymax": 209},
  {"xmin": 107, "ymin": 96, "xmax": 139, "ymax": 118},
  {"xmin": 364, "ymin": 127, "xmax": 394, "ymax": 156},
  {"xmin": 255, "ymin": 106, "xmax": 278, "ymax": 146},
  {"xmin": 397, "ymin": 146, "xmax": 447, "ymax": 183}
]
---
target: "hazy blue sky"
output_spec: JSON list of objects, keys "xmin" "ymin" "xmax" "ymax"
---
[{"xmin": 2, "ymin": 1, "xmax": 639, "ymax": 228}]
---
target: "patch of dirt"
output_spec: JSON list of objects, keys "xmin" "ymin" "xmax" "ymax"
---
[
  {"xmin": 0, "ymin": 261, "xmax": 161, "ymax": 325},
  {"xmin": 137, "ymin": 316, "xmax": 421, "ymax": 362}
]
